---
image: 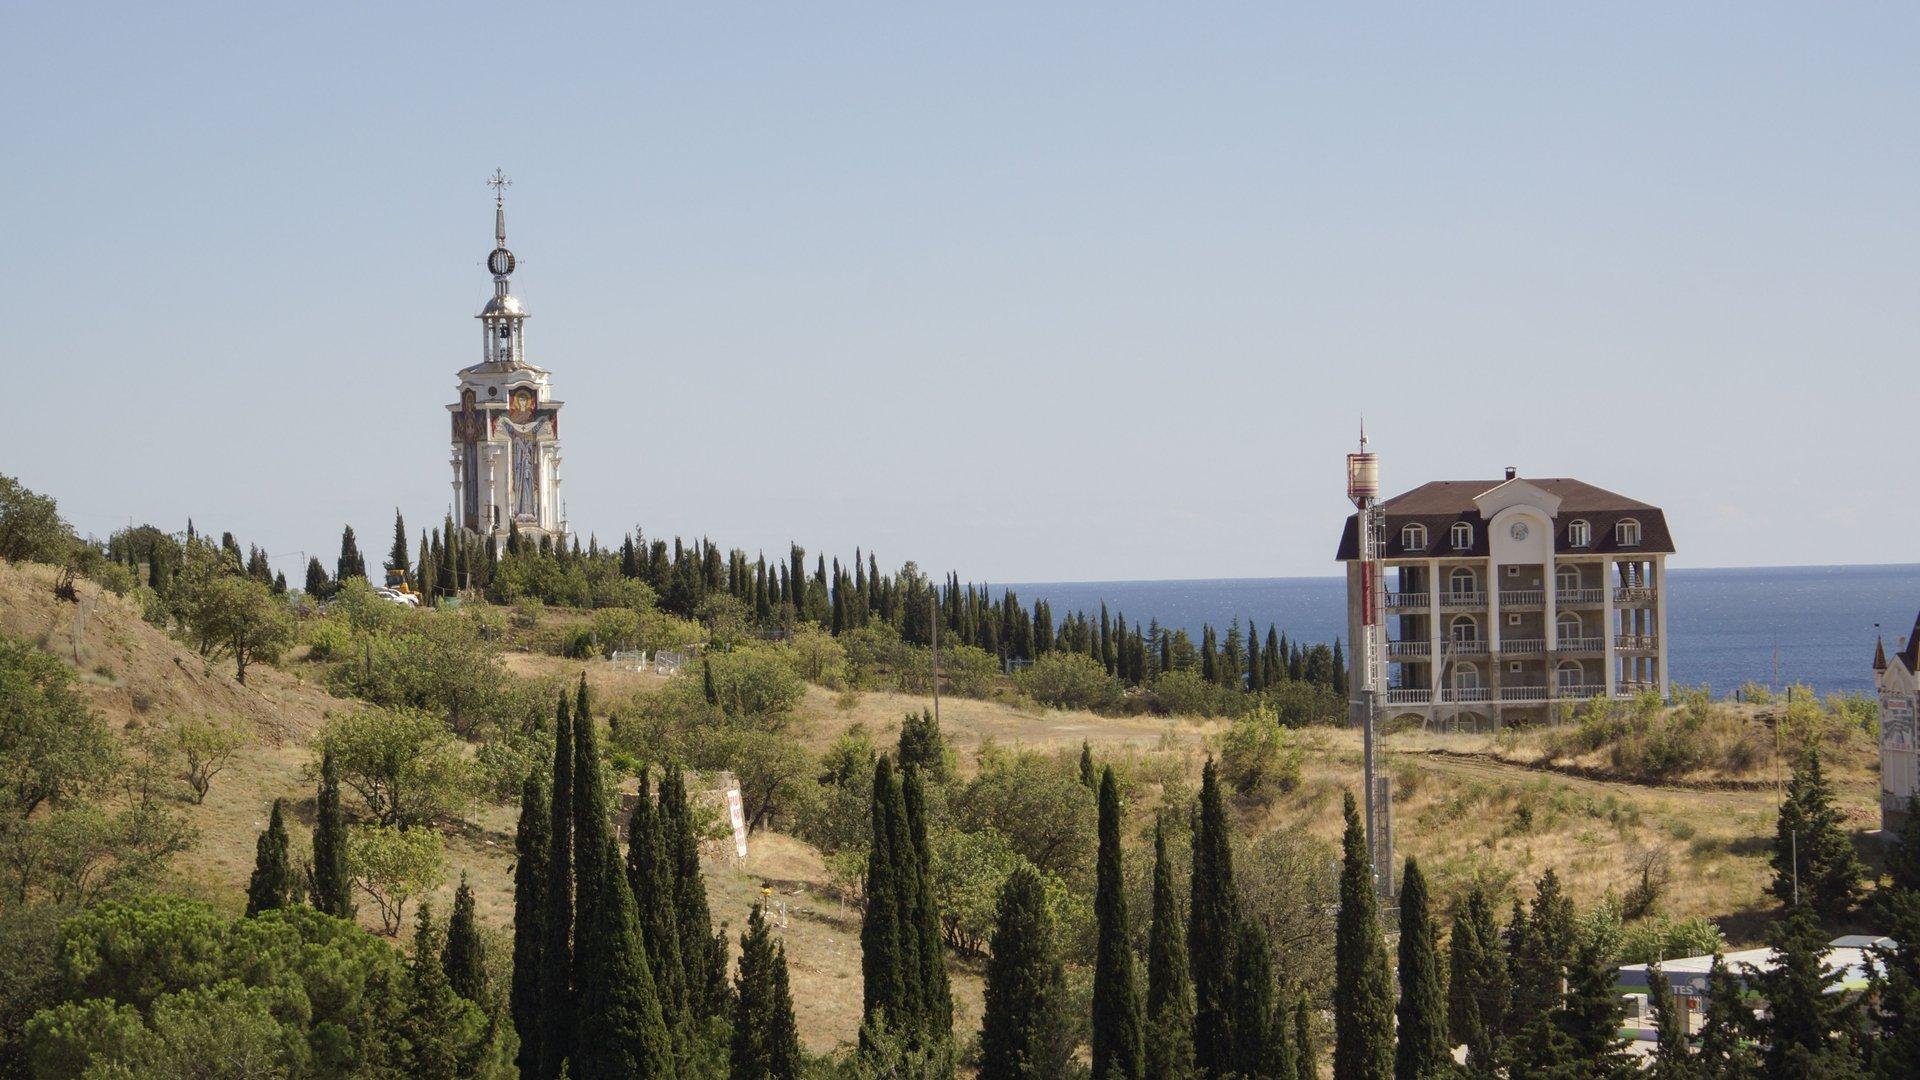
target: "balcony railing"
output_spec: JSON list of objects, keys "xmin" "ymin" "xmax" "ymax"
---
[
  {"xmin": 1501, "ymin": 638, "xmax": 1546, "ymax": 655},
  {"xmin": 1384, "ymin": 592, "xmax": 1429, "ymax": 609},
  {"xmin": 1500, "ymin": 589, "xmax": 1544, "ymax": 606},
  {"xmin": 1557, "ymin": 636, "xmax": 1605, "ymax": 653},
  {"xmin": 1501, "ymin": 685, "xmax": 1549, "ymax": 702},
  {"xmin": 1441, "ymin": 591, "xmax": 1485, "ymax": 608},
  {"xmin": 1386, "ymin": 641, "xmax": 1431, "ymax": 658},
  {"xmin": 1443, "ymin": 687, "xmax": 1492, "ymax": 703},
  {"xmin": 1617, "ymin": 680, "xmax": 1659, "ymax": 694},
  {"xmin": 1555, "ymin": 684, "xmax": 1603, "ymax": 700},
  {"xmin": 1556, "ymin": 588, "xmax": 1604, "ymax": 604},
  {"xmin": 1615, "ymin": 586, "xmax": 1657, "ymax": 603},
  {"xmin": 1446, "ymin": 639, "xmax": 1489, "ymax": 657},
  {"xmin": 1616, "ymin": 634, "xmax": 1659, "ymax": 650},
  {"xmin": 1386, "ymin": 688, "xmax": 1433, "ymax": 705}
]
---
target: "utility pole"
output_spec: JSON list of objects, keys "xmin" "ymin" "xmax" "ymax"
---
[{"xmin": 930, "ymin": 582, "xmax": 942, "ymax": 729}]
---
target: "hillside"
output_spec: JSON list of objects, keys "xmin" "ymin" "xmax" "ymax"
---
[{"xmin": 0, "ymin": 560, "xmax": 1884, "ymax": 1056}]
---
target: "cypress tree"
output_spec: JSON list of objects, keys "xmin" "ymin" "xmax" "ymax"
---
[
  {"xmin": 540, "ymin": 692, "xmax": 575, "ymax": 1079},
  {"xmin": 902, "ymin": 764, "xmax": 952, "ymax": 1049},
  {"xmin": 1189, "ymin": 758, "xmax": 1237, "ymax": 1077},
  {"xmin": 1771, "ymin": 748, "xmax": 1865, "ymax": 920},
  {"xmin": 626, "ymin": 770, "xmax": 687, "ymax": 1028},
  {"xmin": 511, "ymin": 769, "xmax": 549, "ymax": 1080},
  {"xmin": 979, "ymin": 865, "xmax": 1072, "ymax": 1080},
  {"xmin": 245, "ymin": 798, "xmax": 292, "ymax": 916},
  {"xmin": 1228, "ymin": 914, "xmax": 1278, "ymax": 1080},
  {"xmin": 861, "ymin": 756, "xmax": 908, "ymax": 1042},
  {"xmin": 572, "ymin": 694, "xmax": 676, "ymax": 1078},
  {"xmin": 1081, "ymin": 740, "xmax": 1097, "ymax": 789},
  {"xmin": 1093, "ymin": 768, "xmax": 1144, "ymax": 1080},
  {"xmin": 1294, "ymin": 995, "xmax": 1316, "ymax": 1080},
  {"xmin": 1695, "ymin": 951, "xmax": 1757, "ymax": 1078},
  {"xmin": 304, "ymin": 556, "xmax": 330, "ymax": 597},
  {"xmin": 1334, "ymin": 791, "xmax": 1393, "ymax": 1080},
  {"xmin": 1748, "ymin": 902, "xmax": 1860, "ymax": 1078},
  {"xmin": 401, "ymin": 902, "xmax": 488, "ymax": 1076},
  {"xmin": 1145, "ymin": 814, "xmax": 1198, "ymax": 1080},
  {"xmin": 662, "ymin": 763, "xmax": 726, "ymax": 1020},
  {"xmin": 899, "ymin": 709, "xmax": 948, "ymax": 780},
  {"xmin": 732, "ymin": 903, "xmax": 803, "ymax": 1080},
  {"xmin": 1394, "ymin": 858, "xmax": 1447, "ymax": 1080},
  {"xmin": 312, "ymin": 748, "xmax": 353, "ymax": 919},
  {"xmin": 443, "ymin": 872, "xmax": 489, "ymax": 1004},
  {"xmin": 389, "ymin": 509, "xmax": 411, "ymax": 587},
  {"xmin": 1447, "ymin": 886, "xmax": 1507, "ymax": 1069},
  {"xmin": 336, "ymin": 524, "xmax": 366, "ymax": 584}
]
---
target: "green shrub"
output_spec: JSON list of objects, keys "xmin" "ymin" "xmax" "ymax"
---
[
  {"xmin": 1217, "ymin": 718, "xmax": 1303, "ymax": 805},
  {"xmin": 1014, "ymin": 652, "xmax": 1122, "ymax": 712}
]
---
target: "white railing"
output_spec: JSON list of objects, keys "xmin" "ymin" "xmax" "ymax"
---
[
  {"xmin": 1386, "ymin": 689, "xmax": 1433, "ymax": 705},
  {"xmin": 1501, "ymin": 685, "xmax": 1549, "ymax": 702},
  {"xmin": 1386, "ymin": 641, "xmax": 1431, "ymax": 658},
  {"xmin": 1558, "ymin": 636, "xmax": 1604, "ymax": 652},
  {"xmin": 1501, "ymin": 589, "xmax": 1544, "ymax": 606},
  {"xmin": 1556, "ymin": 588, "xmax": 1604, "ymax": 604},
  {"xmin": 1443, "ymin": 687, "xmax": 1492, "ymax": 703},
  {"xmin": 1442, "ymin": 591, "xmax": 1486, "ymax": 607},
  {"xmin": 1616, "ymin": 680, "xmax": 1659, "ymax": 694},
  {"xmin": 1447, "ymin": 639, "xmax": 1489, "ymax": 656},
  {"xmin": 1501, "ymin": 638, "xmax": 1546, "ymax": 654},
  {"xmin": 1615, "ymin": 587, "xmax": 1657, "ymax": 603},
  {"xmin": 1384, "ymin": 592, "xmax": 1430, "ymax": 609},
  {"xmin": 1555, "ymin": 684, "xmax": 1603, "ymax": 699},
  {"xmin": 1616, "ymin": 634, "xmax": 1659, "ymax": 650}
]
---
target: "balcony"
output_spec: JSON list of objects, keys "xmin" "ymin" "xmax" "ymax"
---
[
  {"xmin": 1383, "ymin": 592, "xmax": 1429, "ymax": 610},
  {"xmin": 1556, "ymin": 588, "xmax": 1604, "ymax": 605},
  {"xmin": 1441, "ymin": 591, "xmax": 1486, "ymax": 608},
  {"xmin": 1555, "ymin": 684, "xmax": 1604, "ymax": 700},
  {"xmin": 1614, "ymin": 586, "xmax": 1657, "ymax": 604},
  {"xmin": 1446, "ymin": 639, "xmax": 1489, "ymax": 657},
  {"xmin": 1442, "ymin": 687, "xmax": 1492, "ymax": 703},
  {"xmin": 1500, "ymin": 589, "xmax": 1544, "ymax": 607},
  {"xmin": 1616, "ymin": 634, "xmax": 1659, "ymax": 651},
  {"xmin": 1501, "ymin": 685, "xmax": 1550, "ymax": 702},
  {"xmin": 1557, "ymin": 636, "xmax": 1605, "ymax": 653},
  {"xmin": 1500, "ymin": 638, "xmax": 1546, "ymax": 655},
  {"xmin": 1386, "ymin": 688, "xmax": 1433, "ymax": 705},
  {"xmin": 1386, "ymin": 640, "xmax": 1431, "ymax": 658}
]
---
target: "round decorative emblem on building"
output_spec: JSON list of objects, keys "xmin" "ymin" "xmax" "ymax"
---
[
  {"xmin": 1509, "ymin": 522, "xmax": 1529, "ymax": 540},
  {"xmin": 488, "ymin": 248, "xmax": 516, "ymax": 276}
]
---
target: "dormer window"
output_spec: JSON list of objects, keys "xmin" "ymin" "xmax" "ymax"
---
[
  {"xmin": 1567, "ymin": 519, "xmax": 1591, "ymax": 548},
  {"xmin": 1451, "ymin": 522, "xmax": 1474, "ymax": 550},
  {"xmin": 1402, "ymin": 524, "xmax": 1428, "ymax": 551},
  {"xmin": 1616, "ymin": 519, "xmax": 1641, "ymax": 546}
]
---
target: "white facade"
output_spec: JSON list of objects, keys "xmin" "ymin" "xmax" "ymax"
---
[
  {"xmin": 1875, "ymin": 621, "xmax": 1920, "ymax": 835},
  {"xmin": 447, "ymin": 179, "xmax": 566, "ymax": 549}
]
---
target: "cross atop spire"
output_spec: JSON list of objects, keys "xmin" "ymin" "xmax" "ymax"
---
[{"xmin": 488, "ymin": 169, "xmax": 511, "ymax": 248}]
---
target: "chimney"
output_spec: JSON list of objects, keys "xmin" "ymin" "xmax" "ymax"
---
[{"xmin": 1504, "ymin": 466, "xmax": 1517, "ymax": 481}]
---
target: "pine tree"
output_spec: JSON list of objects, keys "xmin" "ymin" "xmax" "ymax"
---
[
  {"xmin": 511, "ymin": 769, "xmax": 549, "ymax": 1080},
  {"xmin": 1145, "ymin": 814, "xmax": 1198, "ymax": 1080},
  {"xmin": 1514, "ymin": 869, "xmax": 1576, "ymax": 1020},
  {"xmin": 540, "ymin": 692, "xmax": 575, "ymax": 1079},
  {"xmin": 443, "ymin": 873, "xmax": 489, "ymax": 1004},
  {"xmin": 245, "ymin": 798, "xmax": 291, "ymax": 916},
  {"xmin": 732, "ymin": 903, "xmax": 803, "ymax": 1080},
  {"xmin": 1771, "ymin": 748, "xmax": 1865, "ymax": 920},
  {"xmin": 572, "ymin": 695, "xmax": 677, "ymax": 1078},
  {"xmin": 1695, "ymin": 951, "xmax": 1758, "ymax": 1078},
  {"xmin": 1394, "ymin": 858, "xmax": 1447, "ymax": 1080},
  {"xmin": 1229, "ymin": 914, "xmax": 1278, "ymax": 1080},
  {"xmin": 1887, "ymin": 794, "xmax": 1920, "ymax": 893},
  {"xmin": 626, "ymin": 770, "xmax": 687, "ymax": 1028},
  {"xmin": 1189, "ymin": 758, "xmax": 1237, "ymax": 1076},
  {"xmin": 1093, "ymin": 768, "xmax": 1144, "ymax": 1080},
  {"xmin": 1646, "ymin": 964, "xmax": 1693, "ymax": 1080},
  {"xmin": 1334, "ymin": 791, "xmax": 1393, "ymax": 1080},
  {"xmin": 311, "ymin": 749, "xmax": 353, "ymax": 919},
  {"xmin": 1748, "ymin": 902, "xmax": 1861, "ymax": 1078},
  {"xmin": 1868, "ymin": 883, "xmax": 1920, "ymax": 1080},
  {"xmin": 979, "ymin": 865, "xmax": 1072, "ymax": 1079},
  {"xmin": 1554, "ymin": 936, "xmax": 1634, "ymax": 1076}
]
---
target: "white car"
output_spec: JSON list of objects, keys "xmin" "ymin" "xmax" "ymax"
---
[{"xmin": 373, "ymin": 587, "xmax": 420, "ymax": 607}]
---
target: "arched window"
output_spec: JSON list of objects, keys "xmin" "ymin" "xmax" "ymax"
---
[
  {"xmin": 1451, "ymin": 522, "xmax": 1474, "ymax": 550},
  {"xmin": 1448, "ymin": 567, "xmax": 1478, "ymax": 597},
  {"xmin": 1453, "ymin": 662, "xmax": 1481, "ymax": 689},
  {"xmin": 1450, "ymin": 615, "xmax": 1479, "ymax": 643},
  {"xmin": 1616, "ymin": 519, "xmax": 1642, "ymax": 546},
  {"xmin": 1556, "ymin": 660, "xmax": 1585, "ymax": 690},
  {"xmin": 1567, "ymin": 519, "xmax": 1591, "ymax": 547},
  {"xmin": 1401, "ymin": 524, "xmax": 1428, "ymax": 551},
  {"xmin": 1555, "ymin": 563, "xmax": 1582, "ymax": 593},
  {"xmin": 1557, "ymin": 612, "xmax": 1583, "ymax": 640}
]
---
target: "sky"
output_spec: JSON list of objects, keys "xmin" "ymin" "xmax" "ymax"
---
[{"xmin": 6, "ymin": 4, "xmax": 1918, "ymax": 583}]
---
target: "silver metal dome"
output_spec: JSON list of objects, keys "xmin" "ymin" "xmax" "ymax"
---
[{"xmin": 480, "ymin": 293, "xmax": 527, "ymax": 317}]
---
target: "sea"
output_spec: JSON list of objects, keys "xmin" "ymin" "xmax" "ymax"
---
[{"xmin": 1005, "ymin": 565, "xmax": 1920, "ymax": 698}]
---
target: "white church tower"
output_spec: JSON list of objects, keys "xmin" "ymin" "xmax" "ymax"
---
[{"xmin": 448, "ymin": 171, "xmax": 566, "ymax": 550}]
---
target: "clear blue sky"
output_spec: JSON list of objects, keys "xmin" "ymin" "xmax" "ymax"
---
[{"xmin": 8, "ymin": 4, "xmax": 1916, "ymax": 582}]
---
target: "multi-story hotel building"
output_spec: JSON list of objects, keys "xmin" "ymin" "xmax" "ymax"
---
[{"xmin": 1337, "ymin": 469, "xmax": 1674, "ymax": 730}]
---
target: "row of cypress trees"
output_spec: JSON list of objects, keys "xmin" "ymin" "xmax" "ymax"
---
[{"xmin": 859, "ymin": 754, "xmax": 953, "ymax": 1065}]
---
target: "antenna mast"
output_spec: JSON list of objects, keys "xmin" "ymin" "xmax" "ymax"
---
[{"xmin": 1347, "ymin": 423, "xmax": 1395, "ymax": 900}]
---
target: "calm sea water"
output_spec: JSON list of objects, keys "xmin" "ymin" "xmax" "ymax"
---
[{"xmin": 1006, "ymin": 565, "xmax": 1920, "ymax": 697}]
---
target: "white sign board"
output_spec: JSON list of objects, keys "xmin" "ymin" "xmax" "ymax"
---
[{"xmin": 726, "ymin": 785, "xmax": 748, "ymax": 859}]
